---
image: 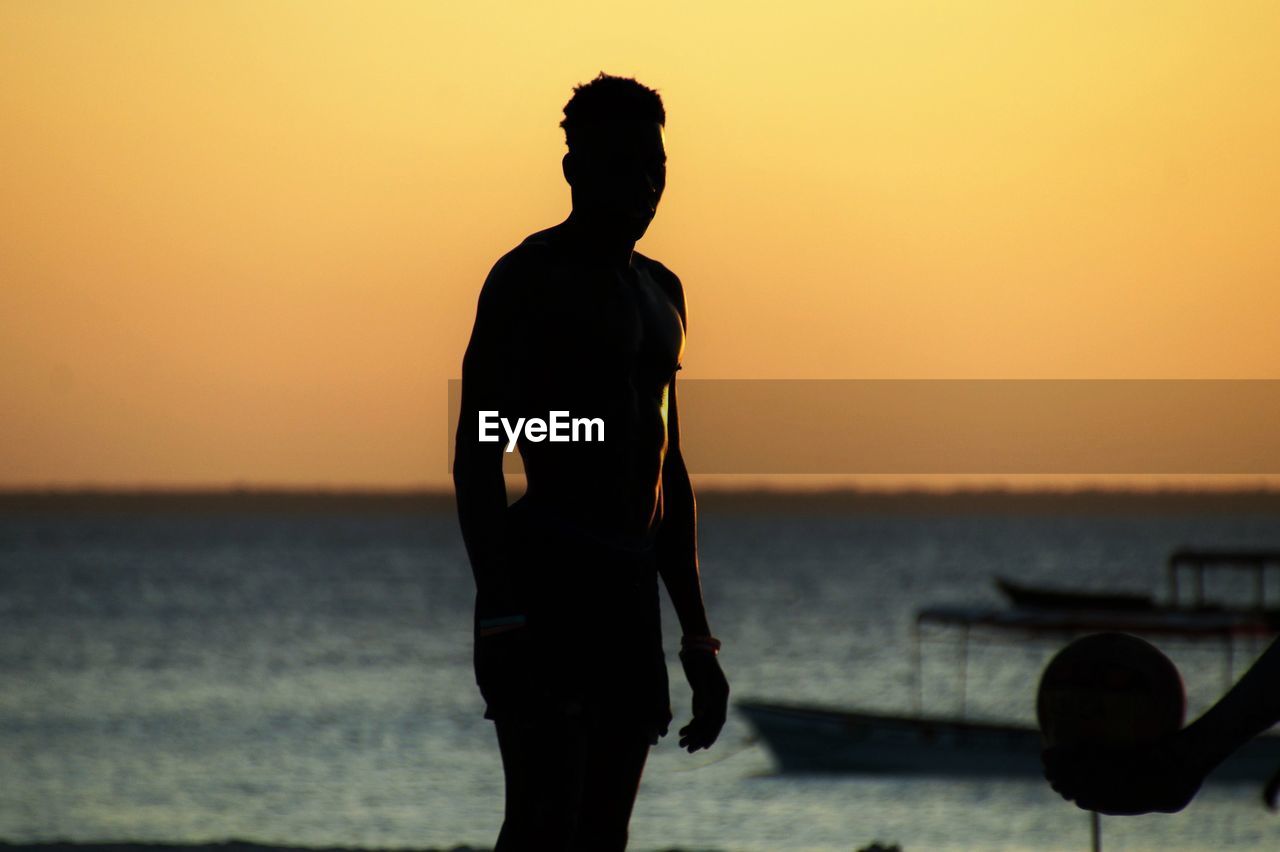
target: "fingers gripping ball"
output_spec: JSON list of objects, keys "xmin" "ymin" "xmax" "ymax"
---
[{"xmin": 1037, "ymin": 632, "xmax": 1186, "ymax": 749}]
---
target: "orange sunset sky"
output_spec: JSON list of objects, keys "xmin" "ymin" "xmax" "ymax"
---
[{"xmin": 3, "ymin": 2, "xmax": 1279, "ymax": 490}]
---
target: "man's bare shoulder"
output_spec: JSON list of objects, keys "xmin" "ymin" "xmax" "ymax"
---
[
  {"xmin": 479, "ymin": 230, "xmax": 559, "ymax": 310},
  {"xmin": 633, "ymin": 251, "xmax": 687, "ymax": 328}
]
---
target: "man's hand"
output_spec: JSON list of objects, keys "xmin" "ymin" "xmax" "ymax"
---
[
  {"xmin": 1041, "ymin": 735, "xmax": 1204, "ymax": 815},
  {"xmin": 678, "ymin": 648, "xmax": 729, "ymax": 753}
]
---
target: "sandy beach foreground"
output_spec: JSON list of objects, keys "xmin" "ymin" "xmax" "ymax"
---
[
  {"xmin": 0, "ymin": 839, "xmax": 494, "ymax": 844},
  {"xmin": 0, "ymin": 839, "xmax": 742, "ymax": 844}
]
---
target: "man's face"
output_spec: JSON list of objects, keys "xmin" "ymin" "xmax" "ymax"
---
[{"xmin": 567, "ymin": 120, "xmax": 667, "ymax": 242}]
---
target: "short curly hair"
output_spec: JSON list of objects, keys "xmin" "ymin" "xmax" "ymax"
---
[{"xmin": 560, "ymin": 72, "xmax": 665, "ymax": 151}]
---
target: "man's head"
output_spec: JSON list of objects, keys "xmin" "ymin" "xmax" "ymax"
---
[{"xmin": 561, "ymin": 73, "xmax": 667, "ymax": 242}]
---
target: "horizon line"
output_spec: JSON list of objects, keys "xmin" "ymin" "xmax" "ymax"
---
[{"xmin": 6, "ymin": 484, "xmax": 1280, "ymax": 516}]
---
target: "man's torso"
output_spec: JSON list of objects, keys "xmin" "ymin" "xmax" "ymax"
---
[{"xmin": 498, "ymin": 223, "xmax": 685, "ymax": 542}]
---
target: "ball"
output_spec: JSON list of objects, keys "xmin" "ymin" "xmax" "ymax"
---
[{"xmin": 1037, "ymin": 632, "xmax": 1185, "ymax": 749}]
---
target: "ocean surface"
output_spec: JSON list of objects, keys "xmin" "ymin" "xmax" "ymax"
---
[{"xmin": 3, "ymin": 495, "xmax": 1280, "ymax": 851}]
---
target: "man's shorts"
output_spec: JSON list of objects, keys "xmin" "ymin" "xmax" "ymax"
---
[{"xmin": 474, "ymin": 496, "xmax": 673, "ymax": 744}]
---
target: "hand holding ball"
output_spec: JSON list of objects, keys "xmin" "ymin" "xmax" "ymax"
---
[{"xmin": 1039, "ymin": 633, "xmax": 1200, "ymax": 816}]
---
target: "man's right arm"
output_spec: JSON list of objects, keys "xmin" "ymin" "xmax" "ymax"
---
[
  {"xmin": 1180, "ymin": 634, "xmax": 1280, "ymax": 775},
  {"xmin": 453, "ymin": 254, "xmax": 526, "ymax": 616}
]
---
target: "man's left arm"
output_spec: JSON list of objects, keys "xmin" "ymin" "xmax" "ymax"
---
[
  {"xmin": 657, "ymin": 381, "xmax": 711, "ymax": 639},
  {"xmin": 655, "ymin": 280, "xmax": 729, "ymax": 753}
]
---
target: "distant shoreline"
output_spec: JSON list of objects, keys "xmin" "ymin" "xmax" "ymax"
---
[{"xmin": 3, "ymin": 486, "xmax": 1280, "ymax": 515}]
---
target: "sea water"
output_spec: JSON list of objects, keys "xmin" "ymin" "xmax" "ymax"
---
[{"xmin": 2, "ymin": 500, "xmax": 1279, "ymax": 851}]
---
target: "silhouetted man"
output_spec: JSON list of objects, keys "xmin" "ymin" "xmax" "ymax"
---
[{"xmin": 453, "ymin": 73, "xmax": 729, "ymax": 851}]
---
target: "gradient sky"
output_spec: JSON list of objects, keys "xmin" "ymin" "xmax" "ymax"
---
[{"xmin": 3, "ymin": 2, "xmax": 1279, "ymax": 488}]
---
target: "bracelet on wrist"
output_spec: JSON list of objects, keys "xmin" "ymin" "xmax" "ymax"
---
[{"xmin": 681, "ymin": 634, "xmax": 722, "ymax": 655}]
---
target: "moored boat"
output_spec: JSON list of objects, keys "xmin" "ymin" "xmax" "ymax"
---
[
  {"xmin": 994, "ymin": 576, "xmax": 1155, "ymax": 611},
  {"xmin": 737, "ymin": 699, "xmax": 1280, "ymax": 782}
]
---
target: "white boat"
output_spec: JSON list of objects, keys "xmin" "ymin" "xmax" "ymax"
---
[
  {"xmin": 737, "ymin": 700, "xmax": 1044, "ymax": 776},
  {"xmin": 737, "ymin": 699, "xmax": 1280, "ymax": 782}
]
